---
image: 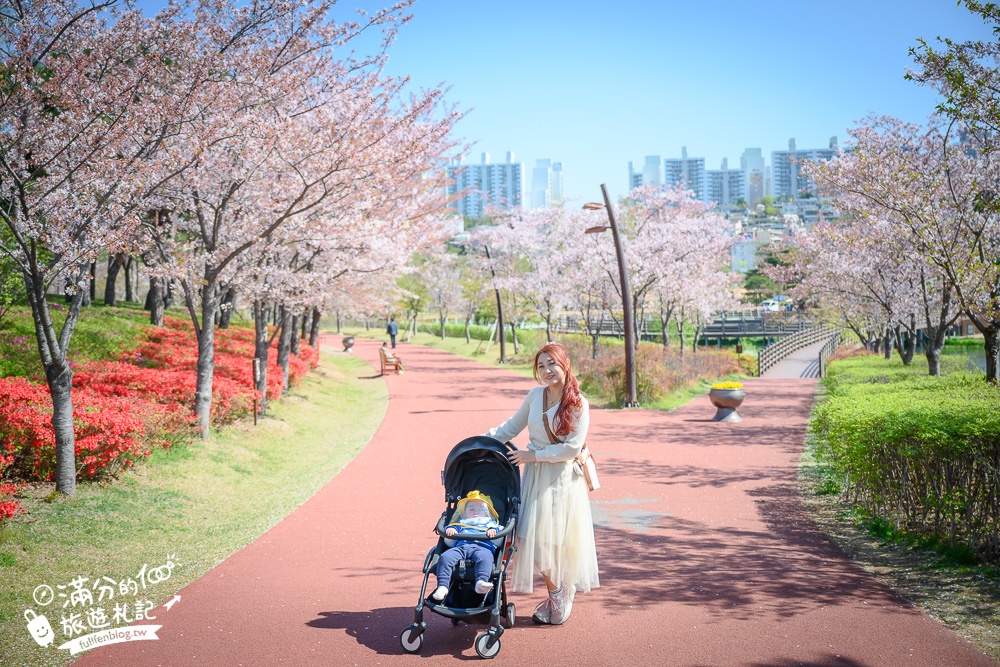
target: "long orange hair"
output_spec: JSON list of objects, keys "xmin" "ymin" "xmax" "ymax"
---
[{"xmin": 533, "ymin": 343, "xmax": 582, "ymax": 437}]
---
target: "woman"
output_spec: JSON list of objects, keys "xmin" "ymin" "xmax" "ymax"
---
[{"xmin": 486, "ymin": 342, "xmax": 599, "ymax": 625}]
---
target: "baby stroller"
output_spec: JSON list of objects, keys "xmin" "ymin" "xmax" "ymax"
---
[{"xmin": 400, "ymin": 435, "xmax": 520, "ymax": 659}]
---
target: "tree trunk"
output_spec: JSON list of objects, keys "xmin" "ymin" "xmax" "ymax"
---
[
  {"xmin": 677, "ymin": 319, "xmax": 686, "ymax": 356},
  {"xmin": 104, "ymin": 254, "xmax": 124, "ymax": 306},
  {"xmin": 124, "ymin": 256, "xmax": 134, "ymax": 302},
  {"xmin": 592, "ymin": 333, "xmax": 599, "ymax": 360},
  {"xmin": 24, "ymin": 271, "xmax": 86, "ymax": 497},
  {"xmin": 510, "ymin": 321, "xmax": 520, "ymax": 355},
  {"xmin": 894, "ymin": 324, "xmax": 915, "ymax": 366},
  {"xmin": 88, "ymin": 261, "xmax": 96, "ymax": 305},
  {"xmin": 253, "ymin": 299, "xmax": 270, "ymax": 416},
  {"xmin": 439, "ymin": 311, "xmax": 446, "ymax": 340},
  {"xmin": 903, "ymin": 317, "xmax": 917, "ymax": 365},
  {"xmin": 218, "ymin": 286, "xmax": 238, "ymax": 329},
  {"xmin": 291, "ymin": 313, "xmax": 301, "ymax": 356},
  {"xmin": 335, "ymin": 310, "xmax": 341, "ymax": 334},
  {"xmin": 883, "ymin": 326, "xmax": 893, "ymax": 360},
  {"xmin": 465, "ymin": 317, "xmax": 472, "ymax": 344},
  {"xmin": 45, "ymin": 361, "xmax": 77, "ymax": 495},
  {"xmin": 660, "ymin": 317, "xmax": 671, "ymax": 348},
  {"xmin": 545, "ymin": 313, "xmax": 553, "ymax": 343},
  {"xmin": 926, "ymin": 333, "xmax": 944, "ymax": 376},
  {"xmin": 277, "ymin": 306, "xmax": 293, "ymax": 391},
  {"xmin": 984, "ymin": 325, "xmax": 1000, "ymax": 383},
  {"xmin": 189, "ymin": 272, "xmax": 219, "ymax": 438},
  {"xmin": 309, "ymin": 307, "xmax": 321, "ymax": 348},
  {"xmin": 301, "ymin": 310, "xmax": 310, "ymax": 341}
]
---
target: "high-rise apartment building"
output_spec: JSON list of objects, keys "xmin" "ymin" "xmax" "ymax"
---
[
  {"xmin": 529, "ymin": 158, "xmax": 564, "ymax": 209},
  {"xmin": 663, "ymin": 147, "xmax": 707, "ymax": 201},
  {"xmin": 627, "ymin": 155, "xmax": 662, "ymax": 190},
  {"xmin": 740, "ymin": 148, "xmax": 767, "ymax": 205},
  {"xmin": 446, "ymin": 151, "xmax": 523, "ymax": 219},
  {"xmin": 771, "ymin": 137, "xmax": 838, "ymax": 200},
  {"xmin": 706, "ymin": 158, "xmax": 744, "ymax": 208},
  {"xmin": 627, "ymin": 161, "xmax": 644, "ymax": 189}
]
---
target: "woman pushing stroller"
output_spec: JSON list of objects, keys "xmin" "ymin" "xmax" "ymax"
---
[{"xmin": 487, "ymin": 342, "xmax": 600, "ymax": 625}]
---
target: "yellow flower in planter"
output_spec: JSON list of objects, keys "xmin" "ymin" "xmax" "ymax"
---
[{"xmin": 711, "ymin": 381, "xmax": 744, "ymax": 390}]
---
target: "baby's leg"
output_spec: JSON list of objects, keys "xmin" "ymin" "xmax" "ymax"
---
[
  {"xmin": 432, "ymin": 548, "xmax": 460, "ymax": 601},
  {"xmin": 472, "ymin": 547, "xmax": 494, "ymax": 594}
]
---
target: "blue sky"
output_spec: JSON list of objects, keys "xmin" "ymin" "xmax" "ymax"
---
[
  {"xmin": 136, "ymin": 0, "xmax": 997, "ymax": 203},
  {"xmin": 372, "ymin": 0, "xmax": 995, "ymax": 202}
]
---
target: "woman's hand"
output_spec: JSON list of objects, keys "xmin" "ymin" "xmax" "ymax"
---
[{"xmin": 507, "ymin": 449, "xmax": 536, "ymax": 466}]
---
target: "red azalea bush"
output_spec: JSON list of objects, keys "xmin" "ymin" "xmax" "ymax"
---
[
  {"xmin": 0, "ymin": 454, "xmax": 24, "ymax": 523},
  {"xmin": 0, "ymin": 314, "xmax": 320, "ymax": 489}
]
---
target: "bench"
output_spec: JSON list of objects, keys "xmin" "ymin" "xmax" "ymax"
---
[{"xmin": 379, "ymin": 347, "xmax": 402, "ymax": 375}]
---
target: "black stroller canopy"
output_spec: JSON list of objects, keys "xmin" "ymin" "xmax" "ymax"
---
[{"xmin": 443, "ymin": 436, "xmax": 520, "ymax": 524}]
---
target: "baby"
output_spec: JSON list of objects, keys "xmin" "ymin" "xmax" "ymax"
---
[{"xmin": 431, "ymin": 490, "xmax": 502, "ymax": 601}]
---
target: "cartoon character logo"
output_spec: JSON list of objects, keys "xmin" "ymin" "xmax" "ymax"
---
[{"xmin": 24, "ymin": 610, "xmax": 55, "ymax": 647}]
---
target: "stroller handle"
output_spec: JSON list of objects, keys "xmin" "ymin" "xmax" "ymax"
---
[{"xmin": 434, "ymin": 515, "xmax": 517, "ymax": 541}]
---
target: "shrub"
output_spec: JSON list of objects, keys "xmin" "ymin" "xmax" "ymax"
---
[
  {"xmin": 0, "ymin": 314, "xmax": 321, "ymax": 486},
  {"xmin": 813, "ymin": 357, "xmax": 1000, "ymax": 562},
  {"xmin": 567, "ymin": 339, "xmax": 743, "ymax": 405},
  {"xmin": 0, "ymin": 456, "xmax": 23, "ymax": 524}
]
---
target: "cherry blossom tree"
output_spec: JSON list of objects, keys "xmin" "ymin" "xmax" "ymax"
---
[
  {"xmin": 591, "ymin": 184, "xmax": 735, "ymax": 353},
  {"xmin": 0, "ymin": 0, "xmax": 194, "ymax": 495},
  {"xmin": 138, "ymin": 0, "xmax": 458, "ymax": 434},
  {"xmin": 805, "ymin": 115, "xmax": 999, "ymax": 379}
]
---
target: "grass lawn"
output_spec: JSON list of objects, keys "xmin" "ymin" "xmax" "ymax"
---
[{"xmin": 0, "ymin": 351, "xmax": 386, "ymax": 667}]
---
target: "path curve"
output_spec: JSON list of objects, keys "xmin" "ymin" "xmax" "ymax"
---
[{"xmin": 75, "ymin": 338, "xmax": 997, "ymax": 666}]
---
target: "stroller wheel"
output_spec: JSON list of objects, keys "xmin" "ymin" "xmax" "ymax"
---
[
  {"xmin": 474, "ymin": 631, "xmax": 501, "ymax": 659},
  {"xmin": 400, "ymin": 625, "xmax": 424, "ymax": 654},
  {"xmin": 504, "ymin": 602, "xmax": 516, "ymax": 628}
]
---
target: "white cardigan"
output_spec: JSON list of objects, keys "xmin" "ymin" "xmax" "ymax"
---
[{"xmin": 487, "ymin": 386, "xmax": 589, "ymax": 463}]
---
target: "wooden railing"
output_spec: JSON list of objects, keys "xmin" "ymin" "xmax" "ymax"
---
[{"xmin": 758, "ymin": 327, "xmax": 841, "ymax": 377}]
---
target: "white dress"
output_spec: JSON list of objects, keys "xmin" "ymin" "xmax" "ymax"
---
[{"xmin": 488, "ymin": 386, "xmax": 600, "ymax": 593}]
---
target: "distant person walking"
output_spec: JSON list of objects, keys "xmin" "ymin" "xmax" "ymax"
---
[{"xmin": 387, "ymin": 317, "xmax": 398, "ymax": 348}]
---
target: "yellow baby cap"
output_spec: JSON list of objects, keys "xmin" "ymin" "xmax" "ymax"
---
[{"xmin": 456, "ymin": 490, "xmax": 499, "ymax": 520}]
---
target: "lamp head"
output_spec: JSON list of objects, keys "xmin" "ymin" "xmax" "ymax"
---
[
  {"xmin": 585, "ymin": 225, "xmax": 609, "ymax": 234},
  {"xmin": 583, "ymin": 202, "xmax": 604, "ymax": 211}
]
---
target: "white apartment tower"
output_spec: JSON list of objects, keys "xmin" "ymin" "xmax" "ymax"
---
[
  {"xmin": 529, "ymin": 159, "xmax": 564, "ymax": 209},
  {"xmin": 446, "ymin": 151, "xmax": 524, "ymax": 219},
  {"xmin": 740, "ymin": 148, "xmax": 767, "ymax": 205},
  {"xmin": 663, "ymin": 147, "xmax": 707, "ymax": 201},
  {"xmin": 771, "ymin": 137, "xmax": 838, "ymax": 200},
  {"xmin": 706, "ymin": 158, "xmax": 744, "ymax": 208}
]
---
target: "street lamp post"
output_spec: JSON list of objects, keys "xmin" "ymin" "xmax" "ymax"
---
[{"xmin": 585, "ymin": 183, "xmax": 638, "ymax": 407}]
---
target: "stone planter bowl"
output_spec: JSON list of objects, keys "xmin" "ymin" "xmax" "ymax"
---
[
  {"xmin": 342, "ymin": 336, "xmax": 355, "ymax": 353},
  {"xmin": 709, "ymin": 388, "xmax": 744, "ymax": 423}
]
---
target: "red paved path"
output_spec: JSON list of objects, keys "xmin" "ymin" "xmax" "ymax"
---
[{"xmin": 75, "ymin": 338, "xmax": 997, "ymax": 667}]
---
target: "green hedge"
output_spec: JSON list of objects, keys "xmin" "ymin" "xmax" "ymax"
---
[{"xmin": 812, "ymin": 356, "xmax": 1000, "ymax": 562}]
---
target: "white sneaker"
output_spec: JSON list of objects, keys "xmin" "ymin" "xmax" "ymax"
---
[
  {"xmin": 474, "ymin": 580, "xmax": 494, "ymax": 594},
  {"xmin": 531, "ymin": 597, "xmax": 553, "ymax": 624},
  {"xmin": 430, "ymin": 585, "xmax": 448, "ymax": 601},
  {"xmin": 549, "ymin": 586, "xmax": 575, "ymax": 625}
]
